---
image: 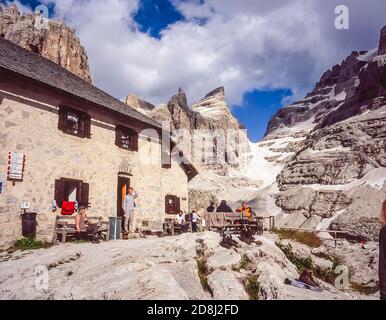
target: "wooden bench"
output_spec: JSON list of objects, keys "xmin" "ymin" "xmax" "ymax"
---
[
  {"xmin": 163, "ymin": 218, "xmax": 201, "ymax": 235},
  {"xmin": 53, "ymin": 215, "xmax": 110, "ymax": 243}
]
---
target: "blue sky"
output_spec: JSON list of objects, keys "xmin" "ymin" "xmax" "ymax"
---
[
  {"xmin": 9, "ymin": 0, "xmax": 386, "ymax": 141},
  {"xmin": 134, "ymin": 0, "xmax": 184, "ymax": 39}
]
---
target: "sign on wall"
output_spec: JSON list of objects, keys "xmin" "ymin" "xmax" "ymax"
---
[
  {"xmin": 7, "ymin": 152, "xmax": 25, "ymax": 181},
  {"xmin": 118, "ymin": 157, "xmax": 133, "ymax": 176}
]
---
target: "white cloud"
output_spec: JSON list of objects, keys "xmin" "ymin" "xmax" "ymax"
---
[{"xmin": 18, "ymin": 0, "xmax": 386, "ymax": 106}]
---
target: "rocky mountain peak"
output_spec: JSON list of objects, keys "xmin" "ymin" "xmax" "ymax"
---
[
  {"xmin": 4, "ymin": 4, "xmax": 20, "ymax": 16},
  {"xmin": 125, "ymin": 94, "xmax": 155, "ymax": 115},
  {"xmin": 378, "ymin": 25, "xmax": 386, "ymax": 55},
  {"xmin": 267, "ymin": 25, "xmax": 386, "ymax": 241},
  {"xmin": 203, "ymin": 86, "xmax": 225, "ymax": 101},
  {"xmin": 265, "ymin": 49, "xmax": 368, "ymax": 138},
  {"xmin": 0, "ymin": 4, "xmax": 92, "ymax": 82},
  {"xmin": 169, "ymin": 87, "xmax": 189, "ymax": 112}
]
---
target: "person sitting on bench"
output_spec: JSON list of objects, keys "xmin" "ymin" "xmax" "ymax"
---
[
  {"xmin": 216, "ymin": 200, "xmax": 233, "ymax": 213},
  {"xmin": 207, "ymin": 202, "xmax": 215, "ymax": 213},
  {"xmin": 175, "ymin": 210, "xmax": 189, "ymax": 233},
  {"xmin": 236, "ymin": 202, "xmax": 253, "ymax": 223},
  {"xmin": 75, "ymin": 206, "xmax": 100, "ymax": 243}
]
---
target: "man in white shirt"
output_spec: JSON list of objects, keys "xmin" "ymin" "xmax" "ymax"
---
[
  {"xmin": 175, "ymin": 210, "xmax": 188, "ymax": 233},
  {"xmin": 123, "ymin": 187, "xmax": 139, "ymax": 234},
  {"xmin": 191, "ymin": 210, "xmax": 200, "ymax": 232}
]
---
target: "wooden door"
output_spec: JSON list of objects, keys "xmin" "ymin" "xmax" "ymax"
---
[{"xmin": 117, "ymin": 176, "xmax": 130, "ymax": 217}]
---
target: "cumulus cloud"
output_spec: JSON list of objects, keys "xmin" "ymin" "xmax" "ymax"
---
[{"xmin": 9, "ymin": 0, "xmax": 386, "ymax": 106}]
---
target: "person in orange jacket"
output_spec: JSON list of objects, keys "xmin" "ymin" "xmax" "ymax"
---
[{"xmin": 236, "ymin": 202, "xmax": 253, "ymax": 222}]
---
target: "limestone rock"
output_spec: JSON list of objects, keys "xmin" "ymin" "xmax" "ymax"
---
[
  {"xmin": 206, "ymin": 249, "xmax": 242, "ymax": 271},
  {"xmin": 0, "ymin": 231, "xmax": 372, "ymax": 300},
  {"xmin": 265, "ymin": 50, "xmax": 365, "ymax": 137},
  {"xmin": 125, "ymin": 94, "xmax": 155, "ymax": 116},
  {"xmin": 207, "ymin": 270, "xmax": 249, "ymax": 300},
  {"xmin": 330, "ymin": 241, "xmax": 379, "ymax": 287},
  {"xmin": 378, "ymin": 25, "xmax": 386, "ymax": 55},
  {"xmin": 125, "ymin": 87, "xmax": 255, "ymax": 211},
  {"xmin": 265, "ymin": 25, "xmax": 386, "ymax": 237},
  {"xmin": 0, "ymin": 4, "xmax": 92, "ymax": 82},
  {"xmin": 330, "ymin": 183, "xmax": 386, "ymax": 241}
]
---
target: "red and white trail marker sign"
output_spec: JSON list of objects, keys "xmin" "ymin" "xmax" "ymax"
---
[{"xmin": 7, "ymin": 152, "xmax": 25, "ymax": 181}]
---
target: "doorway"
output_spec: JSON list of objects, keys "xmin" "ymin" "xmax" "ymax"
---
[{"xmin": 117, "ymin": 176, "xmax": 130, "ymax": 218}]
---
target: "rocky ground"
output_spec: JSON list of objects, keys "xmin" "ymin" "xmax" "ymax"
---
[{"xmin": 0, "ymin": 232, "xmax": 378, "ymax": 300}]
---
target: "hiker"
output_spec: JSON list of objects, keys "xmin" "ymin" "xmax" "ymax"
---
[
  {"xmin": 123, "ymin": 187, "xmax": 139, "ymax": 234},
  {"xmin": 236, "ymin": 201, "xmax": 253, "ymax": 222},
  {"xmin": 191, "ymin": 210, "xmax": 200, "ymax": 232},
  {"xmin": 207, "ymin": 202, "xmax": 215, "ymax": 213},
  {"xmin": 75, "ymin": 206, "xmax": 100, "ymax": 243},
  {"xmin": 175, "ymin": 210, "xmax": 189, "ymax": 233},
  {"xmin": 379, "ymin": 199, "xmax": 386, "ymax": 300},
  {"xmin": 216, "ymin": 200, "xmax": 233, "ymax": 213}
]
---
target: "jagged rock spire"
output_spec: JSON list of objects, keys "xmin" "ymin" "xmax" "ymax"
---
[
  {"xmin": 203, "ymin": 86, "xmax": 225, "ymax": 100},
  {"xmin": 4, "ymin": 4, "xmax": 20, "ymax": 16},
  {"xmin": 378, "ymin": 25, "xmax": 386, "ymax": 55}
]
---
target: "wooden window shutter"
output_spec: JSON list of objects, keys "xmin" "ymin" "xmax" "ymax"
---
[
  {"xmin": 54, "ymin": 179, "xmax": 64, "ymax": 208},
  {"xmin": 130, "ymin": 130, "xmax": 139, "ymax": 151},
  {"xmin": 80, "ymin": 182, "xmax": 90, "ymax": 208},
  {"xmin": 83, "ymin": 114, "xmax": 91, "ymax": 138},
  {"xmin": 175, "ymin": 197, "xmax": 180, "ymax": 213},
  {"xmin": 115, "ymin": 126, "xmax": 122, "ymax": 146},
  {"xmin": 165, "ymin": 195, "xmax": 169, "ymax": 214},
  {"xmin": 58, "ymin": 107, "xmax": 67, "ymax": 131}
]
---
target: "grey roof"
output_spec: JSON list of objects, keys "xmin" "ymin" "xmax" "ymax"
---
[{"xmin": 0, "ymin": 37, "xmax": 162, "ymax": 129}]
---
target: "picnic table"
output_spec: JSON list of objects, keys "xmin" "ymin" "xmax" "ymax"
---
[
  {"xmin": 53, "ymin": 215, "xmax": 109, "ymax": 243},
  {"xmin": 204, "ymin": 212, "xmax": 267, "ymax": 236}
]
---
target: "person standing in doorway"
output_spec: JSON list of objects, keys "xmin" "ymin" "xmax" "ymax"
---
[
  {"xmin": 379, "ymin": 199, "xmax": 386, "ymax": 300},
  {"xmin": 123, "ymin": 187, "xmax": 139, "ymax": 234}
]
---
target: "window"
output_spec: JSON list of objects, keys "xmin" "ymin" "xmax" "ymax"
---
[
  {"xmin": 165, "ymin": 195, "xmax": 180, "ymax": 214},
  {"xmin": 54, "ymin": 178, "xmax": 90, "ymax": 208},
  {"xmin": 58, "ymin": 106, "xmax": 91, "ymax": 138},
  {"xmin": 115, "ymin": 125, "xmax": 139, "ymax": 151}
]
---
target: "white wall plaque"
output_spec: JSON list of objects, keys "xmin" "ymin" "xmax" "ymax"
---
[{"xmin": 7, "ymin": 152, "xmax": 25, "ymax": 181}]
